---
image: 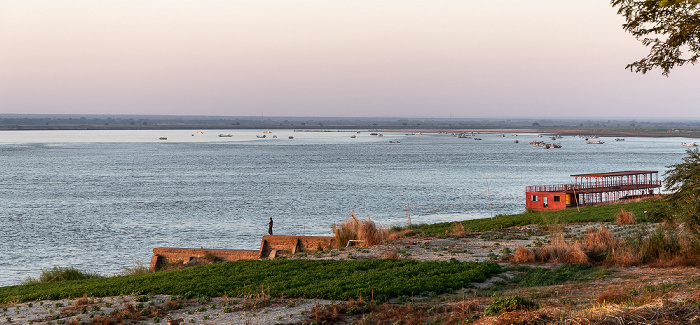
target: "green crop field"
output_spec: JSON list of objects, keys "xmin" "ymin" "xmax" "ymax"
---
[{"xmin": 0, "ymin": 260, "xmax": 502, "ymax": 304}]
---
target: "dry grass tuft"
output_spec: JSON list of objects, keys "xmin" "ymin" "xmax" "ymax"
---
[
  {"xmin": 511, "ymin": 246, "xmax": 535, "ymax": 263},
  {"xmin": 449, "ymin": 222, "xmax": 469, "ymax": 236},
  {"xmin": 615, "ymin": 208, "xmax": 637, "ymax": 225},
  {"xmin": 535, "ymin": 233, "xmax": 588, "ymax": 264},
  {"xmin": 381, "ymin": 249, "xmax": 400, "ymax": 259},
  {"xmin": 648, "ymin": 252, "xmax": 700, "ymax": 267},
  {"xmin": 385, "ymin": 228, "xmax": 413, "ymax": 242},
  {"xmin": 74, "ymin": 294, "xmax": 91, "ymax": 307},
  {"xmin": 332, "ymin": 212, "xmax": 385, "ymax": 248},
  {"xmin": 609, "ymin": 244, "xmax": 642, "ymax": 266},
  {"xmin": 597, "ymin": 286, "xmax": 631, "ymax": 304},
  {"xmin": 582, "ymin": 226, "xmax": 619, "ymax": 257}
]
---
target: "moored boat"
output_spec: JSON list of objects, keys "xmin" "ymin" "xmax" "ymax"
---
[
  {"xmin": 586, "ymin": 141, "xmax": 605, "ymax": 144},
  {"xmin": 682, "ymin": 142, "xmax": 698, "ymax": 147},
  {"xmin": 218, "ymin": 134, "xmax": 233, "ymax": 137}
]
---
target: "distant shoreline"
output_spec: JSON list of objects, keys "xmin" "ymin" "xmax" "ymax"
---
[{"xmin": 0, "ymin": 125, "xmax": 699, "ymax": 138}]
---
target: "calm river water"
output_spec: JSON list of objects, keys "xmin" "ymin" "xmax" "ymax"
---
[{"xmin": 0, "ymin": 129, "xmax": 695, "ymax": 286}]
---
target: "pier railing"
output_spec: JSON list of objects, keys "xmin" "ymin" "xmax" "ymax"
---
[{"xmin": 526, "ymin": 180, "xmax": 662, "ymax": 193}]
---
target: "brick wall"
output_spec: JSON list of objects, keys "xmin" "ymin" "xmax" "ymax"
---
[
  {"xmin": 149, "ymin": 235, "xmax": 336, "ymax": 271},
  {"xmin": 149, "ymin": 248, "xmax": 259, "ymax": 271},
  {"xmin": 259, "ymin": 235, "xmax": 335, "ymax": 256}
]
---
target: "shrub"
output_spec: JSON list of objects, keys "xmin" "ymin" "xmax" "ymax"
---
[
  {"xmin": 381, "ymin": 249, "xmax": 399, "ymax": 259},
  {"xmin": 643, "ymin": 228, "xmax": 681, "ymax": 261},
  {"xmin": 597, "ymin": 286, "xmax": 631, "ymax": 304},
  {"xmin": 535, "ymin": 233, "xmax": 588, "ymax": 264},
  {"xmin": 332, "ymin": 212, "xmax": 384, "ymax": 248},
  {"xmin": 23, "ymin": 266, "xmax": 101, "ymax": 284},
  {"xmin": 615, "ymin": 209, "xmax": 637, "ymax": 225},
  {"xmin": 120, "ymin": 258, "xmax": 150, "ymax": 276},
  {"xmin": 609, "ymin": 244, "xmax": 642, "ymax": 266},
  {"xmin": 511, "ymin": 246, "xmax": 535, "ymax": 263},
  {"xmin": 484, "ymin": 295, "xmax": 537, "ymax": 316},
  {"xmin": 582, "ymin": 226, "xmax": 618, "ymax": 258},
  {"xmin": 450, "ymin": 222, "xmax": 468, "ymax": 236}
]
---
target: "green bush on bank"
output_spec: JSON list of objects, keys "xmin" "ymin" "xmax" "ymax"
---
[
  {"xmin": 407, "ymin": 199, "xmax": 660, "ymax": 235},
  {"xmin": 22, "ymin": 266, "xmax": 102, "ymax": 284},
  {"xmin": 0, "ymin": 259, "xmax": 502, "ymax": 304}
]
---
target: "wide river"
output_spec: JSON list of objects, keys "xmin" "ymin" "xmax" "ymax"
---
[{"xmin": 0, "ymin": 129, "xmax": 695, "ymax": 286}]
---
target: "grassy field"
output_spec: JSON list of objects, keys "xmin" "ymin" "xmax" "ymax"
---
[
  {"xmin": 0, "ymin": 260, "xmax": 502, "ymax": 304},
  {"xmin": 406, "ymin": 199, "xmax": 658, "ymax": 235}
]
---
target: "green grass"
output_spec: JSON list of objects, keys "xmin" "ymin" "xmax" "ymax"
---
[
  {"xmin": 22, "ymin": 266, "xmax": 102, "ymax": 284},
  {"xmin": 0, "ymin": 259, "xmax": 502, "ymax": 304},
  {"xmin": 507, "ymin": 264, "xmax": 600, "ymax": 287},
  {"xmin": 484, "ymin": 295, "xmax": 538, "ymax": 316},
  {"xmin": 407, "ymin": 199, "xmax": 659, "ymax": 235}
]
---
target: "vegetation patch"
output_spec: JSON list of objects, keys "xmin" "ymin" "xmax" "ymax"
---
[
  {"xmin": 484, "ymin": 295, "xmax": 538, "ymax": 316},
  {"xmin": 0, "ymin": 260, "xmax": 502, "ymax": 304},
  {"xmin": 22, "ymin": 266, "xmax": 102, "ymax": 284},
  {"xmin": 405, "ymin": 199, "xmax": 658, "ymax": 235}
]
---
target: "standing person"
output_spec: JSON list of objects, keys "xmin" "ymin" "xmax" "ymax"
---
[{"xmin": 268, "ymin": 217, "xmax": 273, "ymax": 235}]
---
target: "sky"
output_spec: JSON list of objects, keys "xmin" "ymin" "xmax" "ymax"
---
[{"xmin": 1, "ymin": 1, "xmax": 699, "ymax": 119}]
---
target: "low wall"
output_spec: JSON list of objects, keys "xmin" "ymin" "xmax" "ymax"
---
[
  {"xmin": 150, "ymin": 235, "xmax": 337, "ymax": 271},
  {"xmin": 149, "ymin": 247, "xmax": 259, "ymax": 271},
  {"xmin": 260, "ymin": 235, "xmax": 335, "ymax": 255}
]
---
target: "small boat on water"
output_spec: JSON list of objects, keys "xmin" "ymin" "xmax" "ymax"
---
[
  {"xmin": 615, "ymin": 138, "xmax": 625, "ymax": 141},
  {"xmin": 514, "ymin": 140, "xmax": 519, "ymax": 143},
  {"xmin": 159, "ymin": 137, "xmax": 167, "ymax": 140},
  {"xmin": 389, "ymin": 141, "xmax": 400, "ymax": 144},
  {"xmin": 474, "ymin": 138, "xmax": 482, "ymax": 140},
  {"xmin": 256, "ymin": 135, "xmax": 266, "ymax": 138},
  {"xmin": 682, "ymin": 142, "xmax": 698, "ymax": 147},
  {"xmin": 586, "ymin": 141, "xmax": 605, "ymax": 144},
  {"xmin": 288, "ymin": 136, "xmax": 294, "ymax": 139},
  {"xmin": 218, "ymin": 134, "xmax": 233, "ymax": 137},
  {"xmin": 263, "ymin": 131, "xmax": 272, "ymax": 134},
  {"xmin": 350, "ymin": 135, "xmax": 356, "ymax": 138}
]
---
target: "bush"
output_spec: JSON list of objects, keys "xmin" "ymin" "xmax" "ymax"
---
[
  {"xmin": 121, "ymin": 258, "xmax": 150, "ymax": 276},
  {"xmin": 582, "ymin": 226, "xmax": 618, "ymax": 258},
  {"xmin": 643, "ymin": 228, "xmax": 681, "ymax": 261},
  {"xmin": 23, "ymin": 266, "xmax": 101, "ymax": 284},
  {"xmin": 535, "ymin": 233, "xmax": 588, "ymax": 264},
  {"xmin": 511, "ymin": 246, "xmax": 535, "ymax": 263},
  {"xmin": 332, "ymin": 212, "xmax": 384, "ymax": 248},
  {"xmin": 615, "ymin": 209, "xmax": 637, "ymax": 225},
  {"xmin": 484, "ymin": 295, "xmax": 537, "ymax": 316}
]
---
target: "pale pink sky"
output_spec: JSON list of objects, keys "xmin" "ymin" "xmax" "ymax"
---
[{"xmin": 1, "ymin": 1, "xmax": 699, "ymax": 118}]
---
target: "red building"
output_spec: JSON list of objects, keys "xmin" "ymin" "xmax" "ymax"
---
[{"xmin": 525, "ymin": 171, "xmax": 661, "ymax": 211}]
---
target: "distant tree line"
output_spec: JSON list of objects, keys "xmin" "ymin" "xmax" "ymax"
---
[{"xmin": 0, "ymin": 115, "xmax": 698, "ymax": 130}]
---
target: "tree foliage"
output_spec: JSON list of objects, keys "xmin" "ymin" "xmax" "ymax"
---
[
  {"xmin": 611, "ymin": 0, "xmax": 700, "ymax": 75},
  {"xmin": 664, "ymin": 148, "xmax": 700, "ymax": 233}
]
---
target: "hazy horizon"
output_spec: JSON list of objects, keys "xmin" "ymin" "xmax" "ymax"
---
[{"xmin": 3, "ymin": 1, "xmax": 699, "ymax": 119}]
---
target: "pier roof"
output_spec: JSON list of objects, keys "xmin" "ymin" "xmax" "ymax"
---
[{"xmin": 570, "ymin": 170, "xmax": 658, "ymax": 178}]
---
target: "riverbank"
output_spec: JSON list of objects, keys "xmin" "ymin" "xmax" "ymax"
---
[
  {"xmin": 3, "ymin": 221, "xmax": 699, "ymax": 324},
  {"xmin": 3, "ymin": 200, "xmax": 700, "ymax": 324}
]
